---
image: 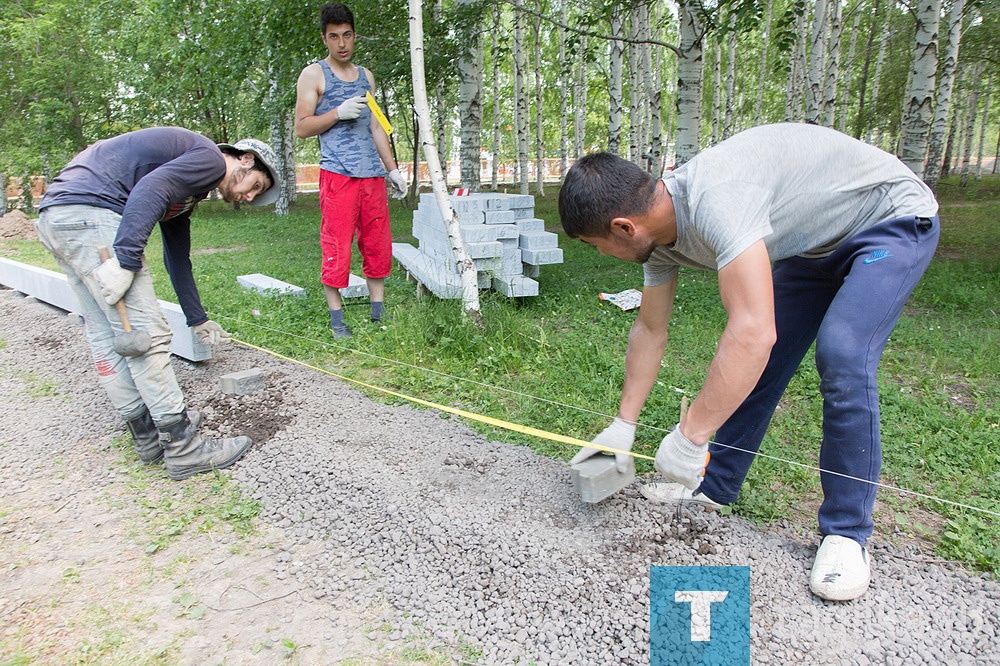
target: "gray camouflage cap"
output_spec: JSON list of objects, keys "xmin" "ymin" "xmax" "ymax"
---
[{"xmin": 217, "ymin": 138, "xmax": 281, "ymax": 206}]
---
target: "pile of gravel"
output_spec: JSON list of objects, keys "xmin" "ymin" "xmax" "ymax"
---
[{"xmin": 3, "ymin": 289, "xmax": 997, "ymax": 664}]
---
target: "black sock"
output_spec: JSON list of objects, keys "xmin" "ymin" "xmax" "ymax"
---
[
  {"xmin": 330, "ymin": 309, "xmax": 345, "ymax": 328},
  {"xmin": 371, "ymin": 301, "xmax": 384, "ymax": 321}
]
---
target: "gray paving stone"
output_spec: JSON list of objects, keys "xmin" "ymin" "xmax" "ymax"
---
[
  {"xmin": 570, "ymin": 455, "xmax": 636, "ymax": 503},
  {"xmin": 220, "ymin": 368, "xmax": 266, "ymax": 395}
]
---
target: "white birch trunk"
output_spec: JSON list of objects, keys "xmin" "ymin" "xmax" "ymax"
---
[
  {"xmin": 675, "ymin": 0, "xmax": 705, "ymax": 166},
  {"xmin": 267, "ymin": 67, "xmax": 292, "ymax": 216},
  {"xmin": 785, "ymin": 8, "xmax": 805, "ymax": 121},
  {"xmin": 608, "ymin": 4, "xmax": 625, "ymax": 155},
  {"xmin": 573, "ymin": 36, "xmax": 588, "ymax": 159},
  {"xmin": 974, "ymin": 74, "xmax": 991, "ymax": 180},
  {"xmin": 942, "ymin": 92, "xmax": 961, "ymax": 178},
  {"xmin": 408, "ymin": 0, "xmax": 482, "ymax": 322},
  {"xmin": 643, "ymin": 4, "xmax": 662, "ymax": 175},
  {"xmin": 533, "ymin": 6, "xmax": 545, "ymax": 196},
  {"xmin": 867, "ymin": 14, "xmax": 890, "ymax": 146},
  {"xmin": 959, "ymin": 64, "xmax": 982, "ymax": 186},
  {"xmin": 628, "ymin": 6, "xmax": 643, "ymax": 164},
  {"xmin": 806, "ymin": 0, "xmax": 829, "ymax": 125},
  {"xmin": 514, "ymin": 9, "xmax": 529, "ymax": 195},
  {"xmin": 491, "ymin": 5, "xmax": 502, "ymax": 189},
  {"xmin": 823, "ymin": 0, "xmax": 842, "ymax": 127},
  {"xmin": 434, "ymin": 0, "xmax": 448, "ymax": 170},
  {"xmin": 756, "ymin": 0, "xmax": 774, "ymax": 124},
  {"xmin": 711, "ymin": 41, "xmax": 722, "ymax": 144},
  {"xmin": 723, "ymin": 12, "xmax": 737, "ymax": 140},
  {"xmin": 457, "ymin": 0, "xmax": 482, "ymax": 191},
  {"xmin": 838, "ymin": 8, "xmax": 862, "ymax": 133},
  {"xmin": 924, "ymin": 0, "xmax": 964, "ymax": 189},
  {"xmin": 559, "ymin": 0, "xmax": 568, "ymax": 182},
  {"xmin": 898, "ymin": 0, "xmax": 942, "ymax": 178}
]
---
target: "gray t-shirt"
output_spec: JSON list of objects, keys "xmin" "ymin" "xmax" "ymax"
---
[{"xmin": 643, "ymin": 123, "xmax": 939, "ymax": 286}]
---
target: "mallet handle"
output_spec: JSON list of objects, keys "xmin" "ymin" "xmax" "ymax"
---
[{"xmin": 97, "ymin": 246, "xmax": 134, "ymax": 333}]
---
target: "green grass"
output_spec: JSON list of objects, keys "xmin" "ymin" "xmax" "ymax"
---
[{"xmin": 4, "ymin": 175, "xmax": 998, "ymax": 575}]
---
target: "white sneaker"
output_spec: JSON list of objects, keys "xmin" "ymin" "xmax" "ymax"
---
[
  {"xmin": 638, "ymin": 482, "xmax": 723, "ymax": 511},
  {"xmin": 809, "ymin": 535, "xmax": 871, "ymax": 601}
]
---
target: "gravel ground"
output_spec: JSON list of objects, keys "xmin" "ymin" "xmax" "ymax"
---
[{"xmin": 1, "ymin": 287, "xmax": 997, "ymax": 664}]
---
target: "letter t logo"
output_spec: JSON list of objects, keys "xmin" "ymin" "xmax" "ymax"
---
[{"xmin": 674, "ymin": 590, "xmax": 729, "ymax": 642}]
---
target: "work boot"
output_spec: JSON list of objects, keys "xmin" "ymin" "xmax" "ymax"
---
[
  {"xmin": 126, "ymin": 408, "xmax": 203, "ymax": 465},
  {"xmin": 157, "ymin": 410, "xmax": 252, "ymax": 481}
]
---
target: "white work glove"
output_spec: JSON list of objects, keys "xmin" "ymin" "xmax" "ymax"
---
[
  {"xmin": 94, "ymin": 254, "xmax": 135, "ymax": 305},
  {"xmin": 570, "ymin": 417, "xmax": 636, "ymax": 474},
  {"xmin": 387, "ymin": 168, "xmax": 407, "ymax": 199},
  {"xmin": 193, "ymin": 320, "xmax": 231, "ymax": 345},
  {"xmin": 336, "ymin": 95, "xmax": 367, "ymax": 121},
  {"xmin": 655, "ymin": 425, "xmax": 710, "ymax": 491}
]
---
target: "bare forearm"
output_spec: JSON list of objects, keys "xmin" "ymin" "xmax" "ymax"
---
[
  {"xmin": 682, "ymin": 327, "xmax": 773, "ymax": 444},
  {"xmin": 618, "ymin": 318, "xmax": 668, "ymax": 423},
  {"xmin": 374, "ymin": 128, "xmax": 397, "ymax": 172},
  {"xmin": 295, "ymin": 110, "xmax": 339, "ymax": 139}
]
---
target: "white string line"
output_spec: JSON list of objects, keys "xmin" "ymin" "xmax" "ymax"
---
[{"xmin": 219, "ymin": 315, "xmax": 1000, "ymax": 519}]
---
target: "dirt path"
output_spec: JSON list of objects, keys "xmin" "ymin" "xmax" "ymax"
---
[
  {"xmin": 2, "ymin": 286, "xmax": 998, "ymax": 665},
  {"xmin": 0, "ymin": 292, "xmax": 384, "ymax": 665}
]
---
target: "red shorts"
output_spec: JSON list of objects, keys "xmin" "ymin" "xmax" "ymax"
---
[{"xmin": 319, "ymin": 169, "xmax": 392, "ymax": 288}]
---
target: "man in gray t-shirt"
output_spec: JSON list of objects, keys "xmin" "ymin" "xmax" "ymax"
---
[{"xmin": 559, "ymin": 123, "xmax": 940, "ymax": 601}]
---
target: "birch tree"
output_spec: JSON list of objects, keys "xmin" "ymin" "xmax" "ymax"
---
[
  {"xmin": 866, "ymin": 12, "xmax": 891, "ymax": 146},
  {"xmin": 628, "ymin": 5, "xmax": 643, "ymax": 163},
  {"xmin": 755, "ymin": 0, "xmax": 774, "ymax": 124},
  {"xmin": 723, "ymin": 11, "xmax": 737, "ymax": 140},
  {"xmin": 608, "ymin": 3, "xmax": 626, "ymax": 155},
  {"xmin": 974, "ymin": 74, "xmax": 992, "ymax": 180},
  {"xmin": 407, "ymin": 0, "xmax": 482, "ymax": 324},
  {"xmin": 490, "ymin": 5, "xmax": 503, "ymax": 189},
  {"xmin": 434, "ymin": 0, "xmax": 448, "ymax": 169},
  {"xmin": 822, "ymin": 0, "xmax": 842, "ymax": 127},
  {"xmin": 457, "ymin": 0, "xmax": 483, "ymax": 191},
  {"xmin": 711, "ymin": 40, "xmax": 722, "ymax": 144},
  {"xmin": 573, "ymin": 36, "xmax": 588, "ymax": 158},
  {"xmin": 532, "ymin": 3, "xmax": 545, "ymax": 196},
  {"xmin": 559, "ymin": 0, "xmax": 569, "ymax": 181},
  {"xmin": 959, "ymin": 63, "xmax": 982, "ymax": 186},
  {"xmin": 924, "ymin": 0, "xmax": 965, "ymax": 190},
  {"xmin": 514, "ymin": 8, "xmax": 530, "ymax": 194},
  {"xmin": 675, "ymin": 0, "xmax": 705, "ymax": 166},
  {"xmin": 786, "ymin": 8, "xmax": 808, "ymax": 121},
  {"xmin": 898, "ymin": 0, "xmax": 943, "ymax": 178},
  {"xmin": 839, "ymin": 6, "xmax": 863, "ymax": 133},
  {"xmin": 806, "ymin": 0, "xmax": 830, "ymax": 125},
  {"xmin": 643, "ymin": 3, "xmax": 663, "ymax": 175}
]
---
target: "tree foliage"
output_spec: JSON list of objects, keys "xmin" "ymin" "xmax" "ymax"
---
[{"xmin": 2, "ymin": 0, "xmax": 998, "ymax": 198}]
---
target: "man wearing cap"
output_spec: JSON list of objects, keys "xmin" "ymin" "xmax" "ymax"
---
[
  {"xmin": 35, "ymin": 127, "xmax": 281, "ymax": 480},
  {"xmin": 294, "ymin": 2, "xmax": 406, "ymax": 338}
]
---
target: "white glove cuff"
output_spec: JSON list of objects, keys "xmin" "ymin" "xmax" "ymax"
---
[
  {"xmin": 672, "ymin": 426, "xmax": 707, "ymax": 456},
  {"xmin": 609, "ymin": 417, "xmax": 637, "ymax": 439}
]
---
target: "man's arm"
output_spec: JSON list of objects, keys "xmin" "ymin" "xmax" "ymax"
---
[
  {"xmin": 160, "ymin": 215, "xmax": 208, "ymax": 327},
  {"xmin": 617, "ymin": 278, "xmax": 678, "ymax": 423},
  {"xmin": 294, "ymin": 64, "xmax": 339, "ymax": 139},
  {"xmin": 681, "ymin": 239, "xmax": 776, "ymax": 444}
]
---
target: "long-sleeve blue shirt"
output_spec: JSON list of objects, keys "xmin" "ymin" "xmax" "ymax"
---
[{"xmin": 40, "ymin": 127, "xmax": 227, "ymax": 327}]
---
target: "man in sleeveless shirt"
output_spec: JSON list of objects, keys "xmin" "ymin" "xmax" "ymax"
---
[
  {"xmin": 559, "ymin": 124, "xmax": 940, "ymax": 601},
  {"xmin": 295, "ymin": 2, "xmax": 406, "ymax": 338}
]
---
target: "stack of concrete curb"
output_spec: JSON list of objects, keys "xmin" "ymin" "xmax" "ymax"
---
[{"xmin": 392, "ymin": 192, "xmax": 563, "ymax": 299}]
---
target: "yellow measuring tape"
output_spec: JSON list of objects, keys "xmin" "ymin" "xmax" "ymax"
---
[
  {"xmin": 231, "ymin": 336, "xmax": 1000, "ymax": 518},
  {"xmin": 233, "ymin": 338, "xmax": 654, "ymax": 461},
  {"xmin": 366, "ymin": 92, "xmax": 393, "ymax": 135}
]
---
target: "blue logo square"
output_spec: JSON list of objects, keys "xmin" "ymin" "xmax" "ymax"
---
[{"xmin": 650, "ymin": 566, "xmax": 750, "ymax": 665}]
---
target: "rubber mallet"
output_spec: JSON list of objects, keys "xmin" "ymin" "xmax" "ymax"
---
[{"xmin": 98, "ymin": 246, "xmax": 152, "ymax": 357}]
